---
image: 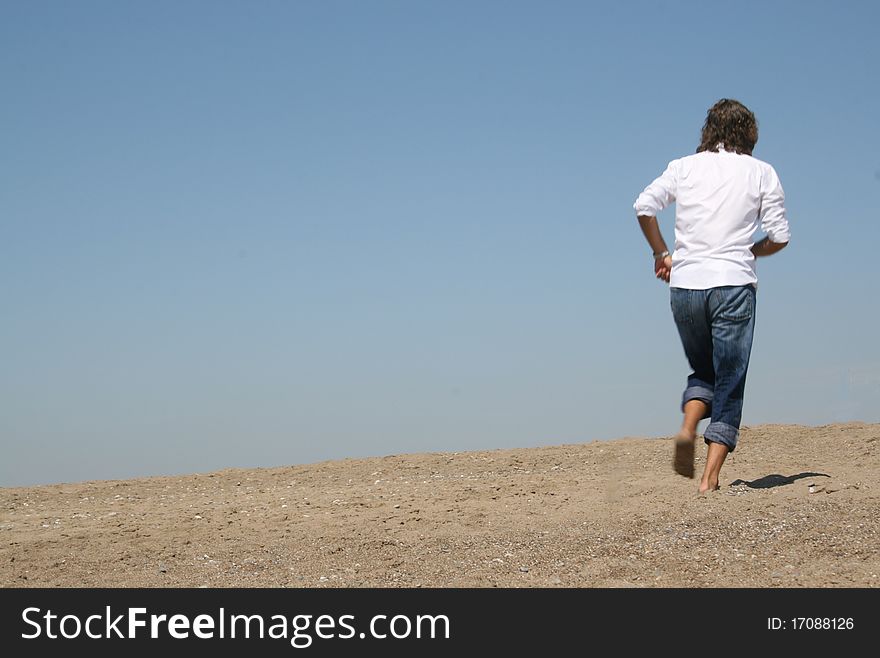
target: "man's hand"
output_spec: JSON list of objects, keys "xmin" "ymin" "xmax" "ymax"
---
[{"xmin": 654, "ymin": 255, "xmax": 672, "ymax": 283}]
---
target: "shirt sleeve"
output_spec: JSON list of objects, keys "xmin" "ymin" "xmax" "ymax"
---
[
  {"xmin": 760, "ymin": 164, "xmax": 791, "ymax": 243},
  {"xmin": 633, "ymin": 160, "xmax": 678, "ymax": 217}
]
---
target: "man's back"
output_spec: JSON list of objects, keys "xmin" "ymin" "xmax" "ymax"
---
[{"xmin": 634, "ymin": 148, "xmax": 790, "ymax": 289}]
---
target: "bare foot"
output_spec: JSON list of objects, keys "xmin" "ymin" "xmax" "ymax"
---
[
  {"xmin": 673, "ymin": 432, "xmax": 696, "ymax": 478},
  {"xmin": 698, "ymin": 483, "xmax": 720, "ymax": 494}
]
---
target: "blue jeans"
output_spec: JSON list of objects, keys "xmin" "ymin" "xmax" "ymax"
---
[{"xmin": 670, "ymin": 285, "xmax": 756, "ymax": 452}]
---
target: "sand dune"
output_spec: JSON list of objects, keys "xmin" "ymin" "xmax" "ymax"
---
[{"xmin": 2, "ymin": 422, "xmax": 877, "ymax": 587}]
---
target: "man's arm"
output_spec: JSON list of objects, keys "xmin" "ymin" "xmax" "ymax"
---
[
  {"xmin": 751, "ymin": 236, "xmax": 788, "ymax": 257},
  {"xmin": 634, "ymin": 160, "xmax": 677, "ymax": 284},
  {"xmin": 638, "ymin": 214, "xmax": 673, "ymax": 282},
  {"xmin": 756, "ymin": 164, "xmax": 790, "ymax": 256}
]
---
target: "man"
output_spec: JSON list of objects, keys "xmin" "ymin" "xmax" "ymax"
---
[{"xmin": 633, "ymin": 99, "xmax": 790, "ymax": 493}]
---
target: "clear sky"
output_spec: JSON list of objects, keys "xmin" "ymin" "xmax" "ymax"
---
[{"xmin": 2, "ymin": 0, "xmax": 879, "ymax": 487}]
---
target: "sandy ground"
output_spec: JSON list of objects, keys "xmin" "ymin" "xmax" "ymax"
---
[{"xmin": 1, "ymin": 422, "xmax": 877, "ymax": 588}]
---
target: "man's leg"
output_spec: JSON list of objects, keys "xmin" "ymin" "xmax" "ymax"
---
[
  {"xmin": 674, "ymin": 399, "xmax": 709, "ymax": 478},
  {"xmin": 679, "ymin": 399, "xmax": 709, "ymax": 439},
  {"xmin": 700, "ymin": 442, "xmax": 729, "ymax": 493},
  {"xmin": 670, "ymin": 288, "xmax": 714, "ymax": 479},
  {"xmin": 701, "ymin": 285, "xmax": 757, "ymax": 489}
]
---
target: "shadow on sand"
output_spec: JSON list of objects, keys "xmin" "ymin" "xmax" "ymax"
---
[{"xmin": 729, "ymin": 472, "xmax": 830, "ymax": 489}]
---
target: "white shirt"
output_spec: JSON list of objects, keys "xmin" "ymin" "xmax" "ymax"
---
[{"xmin": 633, "ymin": 148, "xmax": 791, "ymax": 289}]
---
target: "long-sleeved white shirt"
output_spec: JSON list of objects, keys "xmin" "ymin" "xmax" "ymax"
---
[{"xmin": 633, "ymin": 148, "xmax": 790, "ymax": 289}]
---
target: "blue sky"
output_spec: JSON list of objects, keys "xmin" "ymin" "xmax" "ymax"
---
[{"xmin": 2, "ymin": 0, "xmax": 878, "ymax": 486}]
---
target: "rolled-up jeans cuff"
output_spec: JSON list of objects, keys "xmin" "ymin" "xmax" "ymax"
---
[
  {"xmin": 681, "ymin": 386, "xmax": 713, "ymax": 416},
  {"xmin": 704, "ymin": 421, "xmax": 739, "ymax": 452}
]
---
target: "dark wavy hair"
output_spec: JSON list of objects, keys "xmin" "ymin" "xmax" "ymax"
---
[{"xmin": 697, "ymin": 99, "xmax": 758, "ymax": 155}]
